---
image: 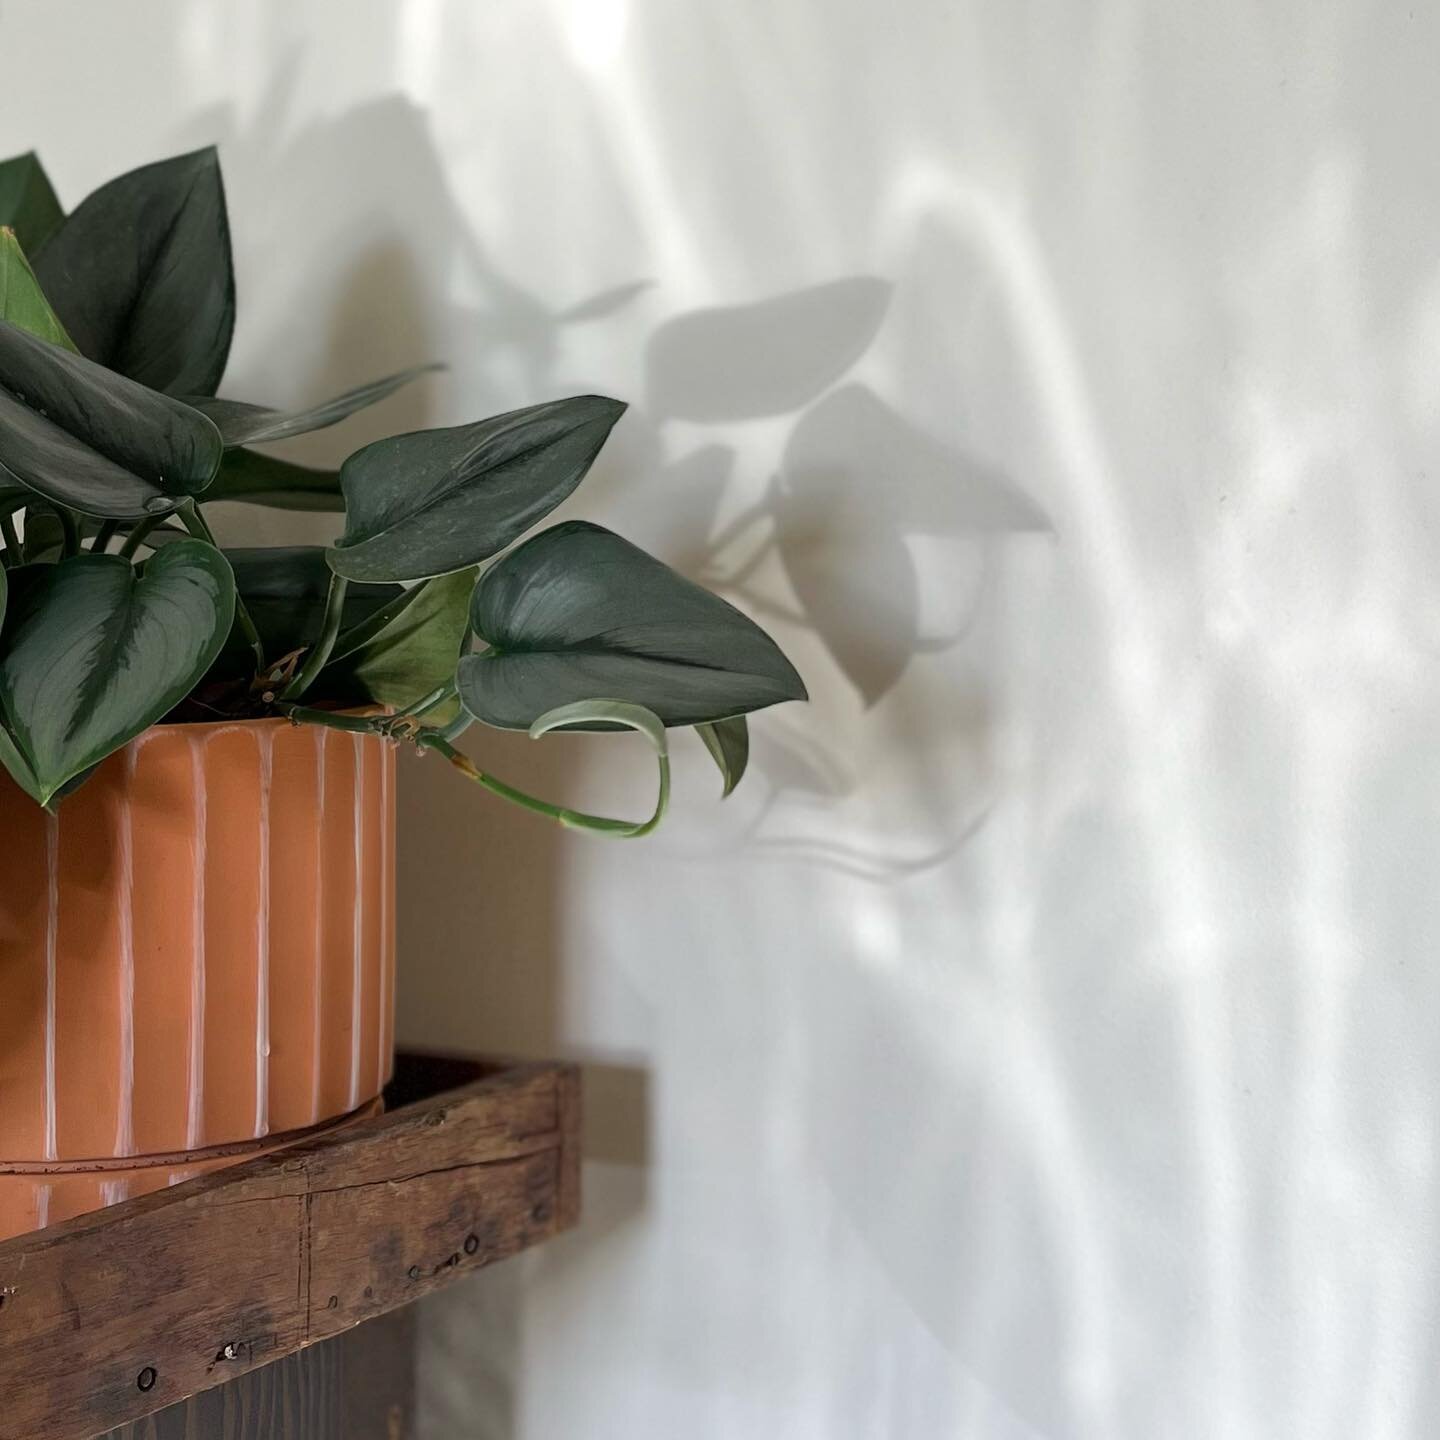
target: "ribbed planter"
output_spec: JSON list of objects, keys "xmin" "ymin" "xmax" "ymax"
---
[{"xmin": 0, "ymin": 715, "xmax": 395, "ymax": 1237}]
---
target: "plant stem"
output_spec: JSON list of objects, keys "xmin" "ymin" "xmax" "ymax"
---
[
  {"xmin": 177, "ymin": 501, "xmax": 265, "ymax": 673},
  {"xmin": 418, "ymin": 732, "xmax": 670, "ymax": 838},
  {"xmin": 278, "ymin": 570, "xmax": 349, "ymax": 701},
  {"xmin": 274, "ymin": 703, "xmax": 386, "ymax": 735},
  {"xmin": 388, "ymin": 683, "xmax": 455, "ymax": 726},
  {"xmin": 56, "ymin": 506, "xmax": 80, "ymax": 558},
  {"xmin": 703, "ymin": 498, "xmax": 771, "ymax": 557},
  {"xmin": 117, "ymin": 516, "xmax": 162, "ymax": 559},
  {"xmin": 90, "ymin": 520, "xmax": 119, "ymax": 554},
  {"xmin": 439, "ymin": 709, "xmax": 473, "ymax": 743},
  {"xmin": 326, "ymin": 583, "xmax": 421, "ymax": 664}
]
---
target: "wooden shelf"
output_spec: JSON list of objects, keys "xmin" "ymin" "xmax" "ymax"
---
[{"xmin": 0, "ymin": 1053, "xmax": 580, "ymax": 1440}]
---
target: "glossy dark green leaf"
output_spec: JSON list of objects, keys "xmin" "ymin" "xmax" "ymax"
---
[
  {"xmin": 0, "ymin": 153, "xmax": 63, "ymax": 253},
  {"xmin": 34, "ymin": 147, "xmax": 234, "ymax": 396},
  {"xmin": 697, "ymin": 716, "xmax": 749, "ymax": 797},
  {"xmin": 0, "ymin": 318, "xmax": 222, "ymax": 518},
  {"xmin": 320, "ymin": 567, "xmax": 476, "ymax": 716},
  {"xmin": 0, "ymin": 543, "xmax": 236, "ymax": 803},
  {"xmin": 328, "ymin": 395, "xmax": 626, "ymax": 583},
  {"xmin": 19, "ymin": 510, "xmax": 68, "ymax": 563},
  {"xmin": 209, "ymin": 547, "xmax": 399, "ymax": 677},
  {"xmin": 205, "ymin": 449, "xmax": 345, "ymax": 511},
  {"xmin": 0, "ymin": 228, "xmax": 75, "ymax": 350},
  {"xmin": 187, "ymin": 364, "xmax": 441, "ymax": 447},
  {"xmin": 459, "ymin": 521, "xmax": 806, "ymax": 730}
]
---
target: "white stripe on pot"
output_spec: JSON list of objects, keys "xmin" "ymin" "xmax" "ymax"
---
[
  {"xmin": 377, "ymin": 744, "xmax": 390, "ymax": 1086},
  {"xmin": 100, "ymin": 1178, "xmax": 130, "ymax": 1208},
  {"xmin": 113, "ymin": 746, "xmax": 138, "ymax": 1158},
  {"xmin": 186, "ymin": 733, "xmax": 208, "ymax": 1150},
  {"xmin": 43, "ymin": 813, "xmax": 58, "ymax": 1163},
  {"xmin": 255, "ymin": 727, "xmax": 274, "ymax": 1137},
  {"xmin": 349, "ymin": 733, "xmax": 365, "ymax": 1109},
  {"xmin": 312, "ymin": 726, "xmax": 327, "ymax": 1123}
]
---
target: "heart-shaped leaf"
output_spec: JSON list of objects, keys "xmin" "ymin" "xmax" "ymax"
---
[
  {"xmin": 458, "ymin": 520, "xmax": 806, "ymax": 729},
  {"xmin": 205, "ymin": 449, "xmax": 344, "ymax": 511},
  {"xmin": 0, "ymin": 153, "xmax": 63, "ymax": 254},
  {"xmin": 34, "ymin": 147, "xmax": 234, "ymax": 396},
  {"xmin": 320, "ymin": 567, "xmax": 476, "ymax": 717},
  {"xmin": 328, "ymin": 395, "xmax": 626, "ymax": 583},
  {"xmin": 0, "ymin": 542, "xmax": 236, "ymax": 803},
  {"xmin": 187, "ymin": 363, "xmax": 441, "ymax": 447},
  {"xmin": 0, "ymin": 317, "xmax": 222, "ymax": 518},
  {"xmin": 0, "ymin": 228, "xmax": 75, "ymax": 350},
  {"xmin": 697, "ymin": 716, "xmax": 749, "ymax": 797}
]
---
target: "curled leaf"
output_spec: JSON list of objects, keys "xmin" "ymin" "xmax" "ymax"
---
[{"xmin": 528, "ymin": 699, "xmax": 670, "ymax": 837}]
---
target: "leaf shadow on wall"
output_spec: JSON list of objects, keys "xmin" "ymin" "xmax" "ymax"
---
[
  {"xmin": 612, "ymin": 283, "xmax": 1053, "ymax": 879},
  {"xmin": 174, "ymin": 78, "xmax": 1054, "ymax": 1431}
]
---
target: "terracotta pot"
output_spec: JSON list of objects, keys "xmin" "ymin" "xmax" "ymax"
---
[
  {"xmin": 0, "ymin": 1098, "xmax": 382, "ymax": 1240},
  {"xmin": 0, "ymin": 716, "xmax": 396, "ymax": 1182}
]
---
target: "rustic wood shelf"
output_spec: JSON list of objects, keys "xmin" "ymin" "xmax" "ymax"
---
[{"xmin": 0, "ymin": 1053, "xmax": 580, "ymax": 1440}]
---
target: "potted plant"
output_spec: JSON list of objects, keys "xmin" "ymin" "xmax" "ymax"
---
[{"xmin": 0, "ymin": 146, "xmax": 804, "ymax": 1237}]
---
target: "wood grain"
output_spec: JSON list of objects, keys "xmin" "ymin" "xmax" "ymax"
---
[{"xmin": 0, "ymin": 1055, "xmax": 580, "ymax": 1440}]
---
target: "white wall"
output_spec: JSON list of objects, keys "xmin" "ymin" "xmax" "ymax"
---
[{"xmin": 5, "ymin": 2, "xmax": 1440, "ymax": 1435}]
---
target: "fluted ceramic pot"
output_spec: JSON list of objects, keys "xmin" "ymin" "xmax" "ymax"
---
[{"xmin": 0, "ymin": 716, "xmax": 396, "ymax": 1238}]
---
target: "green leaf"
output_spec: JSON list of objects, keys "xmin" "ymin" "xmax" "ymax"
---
[
  {"xmin": 319, "ymin": 567, "xmax": 475, "ymax": 717},
  {"xmin": 205, "ymin": 448, "xmax": 345, "ymax": 511},
  {"xmin": 0, "ymin": 317, "xmax": 223, "ymax": 518},
  {"xmin": 209, "ymin": 547, "xmax": 399, "ymax": 677},
  {"xmin": 696, "ymin": 716, "xmax": 749, "ymax": 797},
  {"xmin": 529, "ymin": 699, "xmax": 670, "ymax": 837},
  {"xmin": 0, "ymin": 228, "xmax": 75, "ymax": 350},
  {"xmin": 0, "ymin": 153, "xmax": 63, "ymax": 253},
  {"xmin": 19, "ymin": 509, "xmax": 67, "ymax": 563},
  {"xmin": 328, "ymin": 395, "xmax": 626, "ymax": 583},
  {"xmin": 458, "ymin": 520, "xmax": 807, "ymax": 730},
  {"xmin": 187, "ymin": 364, "xmax": 441, "ymax": 447},
  {"xmin": 34, "ymin": 147, "xmax": 234, "ymax": 396},
  {"xmin": 0, "ymin": 542, "xmax": 236, "ymax": 803}
]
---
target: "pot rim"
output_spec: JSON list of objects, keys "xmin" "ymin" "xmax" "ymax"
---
[{"xmin": 137, "ymin": 705, "xmax": 388, "ymax": 743}]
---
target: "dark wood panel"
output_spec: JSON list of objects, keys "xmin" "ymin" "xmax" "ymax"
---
[{"xmin": 0, "ymin": 1056, "xmax": 580, "ymax": 1440}]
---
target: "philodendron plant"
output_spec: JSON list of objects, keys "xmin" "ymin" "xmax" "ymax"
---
[{"xmin": 0, "ymin": 147, "xmax": 804, "ymax": 832}]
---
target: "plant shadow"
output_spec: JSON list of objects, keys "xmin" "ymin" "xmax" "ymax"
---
[{"xmin": 187, "ymin": 74, "xmax": 1051, "ymax": 1435}]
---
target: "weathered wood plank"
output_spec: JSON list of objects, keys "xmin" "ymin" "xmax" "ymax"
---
[{"xmin": 0, "ymin": 1056, "xmax": 579, "ymax": 1440}]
